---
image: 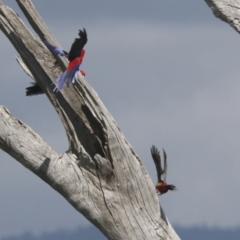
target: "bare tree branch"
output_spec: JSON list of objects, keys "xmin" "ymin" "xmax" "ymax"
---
[
  {"xmin": 205, "ymin": 0, "xmax": 240, "ymax": 33},
  {"xmin": 16, "ymin": 55, "xmax": 34, "ymax": 79},
  {"xmin": 16, "ymin": 0, "xmax": 67, "ymax": 69},
  {"xmin": 0, "ymin": 106, "xmax": 57, "ymax": 171},
  {"xmin": 0, "ymin": 0, "xmax": 180, "ymax": 239}
]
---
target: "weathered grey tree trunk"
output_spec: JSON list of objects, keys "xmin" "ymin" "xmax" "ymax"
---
[
  {"xmin": 0, "ymin": 1, "xmax": 180, "ymax": 239},
  {"xmin": 205, "ymin": 0, "xmax": 240, "ymax": 33}
]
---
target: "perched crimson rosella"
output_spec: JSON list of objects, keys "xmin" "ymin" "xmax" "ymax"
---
[
  {"xmin": 26, "ymin": 28, "xmax": 87, "ymax": 96},
  {"xmin": 150, "ymin": 145, "xmax": 176, "ymax": 195}
]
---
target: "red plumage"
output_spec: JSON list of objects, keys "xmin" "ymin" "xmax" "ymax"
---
[
  {"xmin": 150, "ymin": 145, "xmax": 176, "ymax": 195},
  {"xmin": 26, "ymin": 28, "xmax": 88, "ymax": 96}
]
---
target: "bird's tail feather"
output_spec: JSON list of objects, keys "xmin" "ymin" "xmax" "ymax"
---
[
  {"xmin": 167, "ymin": 185, "xmax": 176, "ymax": 191},
  {"xmin": 53, "ymin": 64, "xmax": 80, "ymax": 92}
]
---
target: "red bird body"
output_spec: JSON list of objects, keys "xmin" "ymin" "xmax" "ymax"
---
[
  {"xmin": 156, "ymin": 181, "xmax": 176, "ymax": 195},
  {"xmin": 67, "ymin": 49, "xmax": 85, "ymax": 71}
]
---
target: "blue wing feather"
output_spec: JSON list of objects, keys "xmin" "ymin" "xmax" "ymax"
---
[{"xmin": 44, "ymin": 40, "xmax": 68, "ymax": 57}]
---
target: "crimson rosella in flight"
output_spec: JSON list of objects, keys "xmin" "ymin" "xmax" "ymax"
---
[
  {"xmin": 26, "ymin": 28, "xmax": 87, "ymax": 96},
  {"xmin": 150, "ymin": 145, "xmax": 176, "ymax": 195}
]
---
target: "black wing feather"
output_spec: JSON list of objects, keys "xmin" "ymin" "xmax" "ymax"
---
[
  {"xmin": 162, "ymin": 149, "xmax": 168, "ymax": 182},
  {"xmin": 68, "ymin": 28, "xmax": 87, "ymax": 62},
  {"xmin": 26, "ymin": 82, "xmax": 44, "ymax": 96},
  {"xmin": 150, "ymin": 145, "xmax": 163, "ymax": 182}
]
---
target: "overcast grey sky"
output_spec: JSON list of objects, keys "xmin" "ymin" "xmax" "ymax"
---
[{"xmin": 1, "ymin": 0, "xmax": 240, "ymax": 238}]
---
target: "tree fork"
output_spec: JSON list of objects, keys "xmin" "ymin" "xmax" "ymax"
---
[{"xmin": 0, "ymin": 0, "xmax": 180, "ymax": 239}]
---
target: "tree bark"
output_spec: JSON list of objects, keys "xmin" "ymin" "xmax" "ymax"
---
[
  {"xmin": 205, "ymin": 0, "xmax": 240, "ymax": 33},
  {"xmin": 0, "ymin": 1, "xmax": 180, "ymax": 239}
]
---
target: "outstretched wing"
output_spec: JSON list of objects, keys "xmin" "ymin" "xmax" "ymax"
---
[
  {"xmin": 44, "ymin": 40, "xmax": 68, "ymax": 57},
  {"xmin": 150, "ymin": 145, "xmax": 163, "ymax": 182},
  {"xmin": 68, "ymin": 28, "xmax": 87, "ymax": 62},
  {"xmin": 162, "ymin": 149, "xmax": 168, "ymax": 182}
]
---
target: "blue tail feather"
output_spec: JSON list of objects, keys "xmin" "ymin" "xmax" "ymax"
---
[{"xmin": 53, "ymin": 64, "xmax": 81, "ymax": 92}]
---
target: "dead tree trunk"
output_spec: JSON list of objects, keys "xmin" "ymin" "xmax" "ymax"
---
[
  {"xmin": 205, "ymin": 0, "xmax": 240, "ymax": 33},
  {"xmin": 0, "ymin": 1, "xmax": 180, "ymax": 239}
]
